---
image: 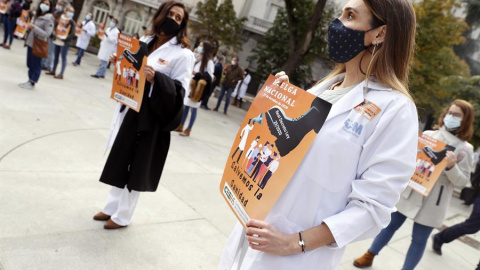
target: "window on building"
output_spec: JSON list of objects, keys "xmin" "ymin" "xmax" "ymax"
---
[
  {"xmin": 92, "ymin": 1, "xmax": 110, "ymax": 25},
  {"xmin": 123, "ymin": 11, "xmax": 143, "ymax": 35}
]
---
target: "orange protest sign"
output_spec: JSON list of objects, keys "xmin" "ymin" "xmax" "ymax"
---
[
  {"xmin": 74, "ymin": 22, "xmax": 82, "ymax": 36},
  {"xmin": 0, "ymin": 0, "xmax": 7, "ymax": 14},
  {"xmin": 408, "ymin": 133, "xmax": 455, "ymax": 196},
  {"xmin": 97, "ymin": 23, "xmax": 105, "ymax": 39},
  {"xmin": 220, "ymin": 75, "xmax": 332, "ymax": 227},
  {"xmin": 110, "ymin": 33, "xmax": 147, "ymax": 112},
  {"xmin": 55, "ymin": 17, "xmax": 71, "ymax": 40},
  {"xmin": 14, "ymin": 10, "xmax": 30, "ymax": 38}
]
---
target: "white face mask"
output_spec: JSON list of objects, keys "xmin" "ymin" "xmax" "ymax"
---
[
  {"xmin": 231, "ymin": 60, "xmax": 236, "ymax": 65},
  {"xmin": 443, "ymin": 114, "xmax": 462, "ymax": 130},
  {"xmin": 40, "ymin": 3, "xmax": 50, "ymax": 12}
]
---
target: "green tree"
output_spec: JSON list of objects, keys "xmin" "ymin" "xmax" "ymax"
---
[
  {"xmin": 410, "ymin": 0, "xmax": 470, "ymax": 114},
  {"xmin": 248, "ymin": 0, "xmax": 336, "ymax": 86},
  {"xmin": 192, "ymin": 0, "xmax": 246, "ymax": 52}
]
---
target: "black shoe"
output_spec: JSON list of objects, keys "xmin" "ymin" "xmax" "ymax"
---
[
  {"xmin": 123, "ymin": 43, "xmax": 148, "ymax": 71},
  {"xmin": 432, "ymin": 234, "xmax": 443, "ymax": 255},
  {"xmin": 423, "ymin": 145, "xmax": 455, "ymax": 165},
  {"xmin": 72, "ymin": 62, "xmax": 79, "ymax": 66},
  {"xmin": 265, "ymin": 97, "xmax": 331, "ymax": 157},
  {"xmin": 91, "ymin": 74, "xmax": 100, "ymax": 78}
]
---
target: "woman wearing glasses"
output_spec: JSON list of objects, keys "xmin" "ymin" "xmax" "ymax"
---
[{"xmin": 354, "ymin": 99, "xmax": 475, "ymax": 270}]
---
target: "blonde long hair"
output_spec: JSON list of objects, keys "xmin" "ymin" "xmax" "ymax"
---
[{"xmin": 322, "ymin": 0, "xmax": 416, "ymax": 100}]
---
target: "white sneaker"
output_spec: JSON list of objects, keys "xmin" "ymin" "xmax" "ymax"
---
[{"xmin": 18, "ymin": 81, "xmax": 34, "ymax": 89}]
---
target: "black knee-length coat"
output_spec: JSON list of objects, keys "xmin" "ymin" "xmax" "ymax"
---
[{"xmin": 99, "ymin": 72, "xmax": 184, "ymax": 192}]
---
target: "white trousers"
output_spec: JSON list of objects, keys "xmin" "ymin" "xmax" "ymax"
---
[{"xmin": 102, "ymin": 186, "xmax": 140, "ymax": 226}]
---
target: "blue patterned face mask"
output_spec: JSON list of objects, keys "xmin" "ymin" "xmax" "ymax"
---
[{"xmin": 328, "ymin": 18, "xmax": 374, "ymax": 63}]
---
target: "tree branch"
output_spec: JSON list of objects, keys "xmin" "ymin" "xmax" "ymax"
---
[{"xmin": 284, "ymin": 0, "xmax": 298, "ymax": 54}]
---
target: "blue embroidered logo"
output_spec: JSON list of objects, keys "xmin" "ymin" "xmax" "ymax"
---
[{"xmin": 343, "ymin": 118, "xmax": 363, "ymax": 137}]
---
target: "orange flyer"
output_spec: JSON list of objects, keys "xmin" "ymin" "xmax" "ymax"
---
[
  {"xmin": 220, "ymin": 75, "xmax": 332, "ymax": 227},
  {"xmin": 56, "ymin": 17, "xmax": 71, "ymax": 40},
  {"xmin": 110, "ymin": 33, "xmax": 147, "ymax": 112},
  {"xmin": 408, "ymin": 133, "xmax": 455, "ymax": 196},
  {"xmin": 14, "ymin": 10, "xmax": 30, "ymax": 38},
  {"xmin": 75, "ymin": 22, "xmax": 82, "ymax": 36},
  {"xmin": 97, "ymin": 23, "xmax": 105, "ymax": 39},
  {"xmin": 0, "ymin": 0, "xmax": 7, "ymax": 14}
]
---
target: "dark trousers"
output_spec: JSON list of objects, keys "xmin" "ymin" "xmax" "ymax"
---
[
  {"xmin": 3, "ymin": 17, "xmax": 16, "ymax": 45},
  {"xmin": 260, "ymin": 170, "xmax": 273, "ymax": 189},
  {"xmin": 53, "ymin": 45, "xmax": 70, "ymax": 76},
  {"xmin": 201, "ymin": 83, "xmax": 217, "ymax": 107},
  {"xmin": 215, "ymin": 85, "xmax": 234, "ymax": 112},
  {"xmin": 250, "ymin": 161, "xmax": 264, "ymax": 180},
  {"xmin": 74, "ymin": 48, "xmax": 85, "ymax": 64},
  {"xmin": 27, "ymin": 46, "xmax": 42, "ymax": 83},
  {"xmin": 232, "ymin": 147, "xmax": 243, "ymax": 163},
  {"xmin": 437, "ymin": 196, "xmax": 480, "ymax": 243}
]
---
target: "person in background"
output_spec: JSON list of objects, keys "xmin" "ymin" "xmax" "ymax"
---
[
  {"xmin": 213, "ymin": 56, "xmax": 243, "ymax": 115},
  {"xmin": 45, "ymin": 6, "xmax": 75, "ymax": 79},
  {"xmin": 1, "ymin": 0, "xmax": 22, "ymax": 49},
  {"xmin": 175, "ymin": 40, "xmax": 214, "ymax": 137},
  {"xmin": 200, "ymin": 54, "xmax": 224, "ymax": 110},
  {"xmin": 354, "ymin": 100, "xmax": 475, "ymax": 270},
  {"xmin": 231, "ymin": 68, "xmax": 251, "ymax": 108},
  {"xmin": 72, "ymin": 12, "xmax": 95, "ymax": 66},
  {"xmin": 41, "ymin": 0, "xmax": 64, "ymax": 71},
  {"xmin": 92, "ymin": 0, "xmax": 194, "ymax": 230},
  {"xmin": 18, "ymin": 0, "xmax": 54, "ymax": 89},
  {"xmin": 91, "ymin": 18, "xmax": 119, "ymax": 78}
]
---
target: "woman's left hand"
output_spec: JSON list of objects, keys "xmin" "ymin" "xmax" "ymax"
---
[
  {"xmin": 245, "ymin": 219, "xmax": 297, "ymax": 256},
  {"xmin": 144, "ymin": 65, "xmax": 155, "ymax": 83},
  {"xmin": 27, "ymin": 23, "xmax": 35, "ymax": 30},
  {"xmin": 446, "ymin": 151, "xmax": 457, "ymax": 169}
]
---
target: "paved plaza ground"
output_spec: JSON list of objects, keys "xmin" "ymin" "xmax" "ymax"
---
[{"xmin": 0, "ymin": 34, "xmax": 479, "ymax": 269}]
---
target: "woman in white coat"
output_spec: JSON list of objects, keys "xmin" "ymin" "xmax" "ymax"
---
[
  {"xmin": 72, "ymin": 12, "xmax": 95, "ymax": 66},
  {"xmin": 219, "ymin": 0, "xmax": 419, "ymax": 269},
  {"xmin": 354, "ymin": 100, "xmax": 475, "ymax": 270},
  {"xmin": 91, "ymin": 18, "xmax": 120, "ymax": 78},
  {"xmin": 175, "ymin": 40, "xmax": 214, "ymax": 136},
  {"xmin": 93, "ymin": 1, "xmax": 194, "ymax": 229},
  {"xmin": 232, "ymin": 69, "xmax": 251, "ymax": 108}
]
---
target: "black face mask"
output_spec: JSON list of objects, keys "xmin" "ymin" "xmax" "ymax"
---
[
  {"xmin": 328, "ymin": 18, "xmax": 374, "ymax": 63},
  {"xmin": 161, "ymin": 17, "xmax": 181, "ymax": 36}
]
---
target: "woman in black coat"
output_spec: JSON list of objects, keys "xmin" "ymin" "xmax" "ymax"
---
[{"xmin": 93, "ymin": 0, "xmax": 195, "ymax": 229}]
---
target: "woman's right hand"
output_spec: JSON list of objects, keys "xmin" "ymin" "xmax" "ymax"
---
[
  {"xmin": 275, "ymin": 71, "xmax": 289, "ymax": 84},
  {"xmin": 109, "ymin": 53, "xmax": 117, "ymax": 65}
]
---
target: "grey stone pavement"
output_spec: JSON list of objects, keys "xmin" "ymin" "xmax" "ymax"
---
[{"xmin": 1, "ymin": 35, "xmax": 479, "ymax": 270}]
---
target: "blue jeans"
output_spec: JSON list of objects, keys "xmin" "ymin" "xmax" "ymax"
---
[
  {"xmin": 181, "ymin": 106, "xmax": 197, "ymax": 129},
  {"xmin": 26, "ymin": 46, "xmax": 42, "ymax": 83},
  {"xmin": 95, "ymin": 60, "xmax": 108, "ymax": 77},
  {"xmin": 436, "ymin": 196, "xmax": 480, "ymax": 243},
  {"xmin": 74, "ymin": 48, "xmax": 85, "ymax": 64},
  {"xmin": 215, "ymin": 85, "xmax": 234, "ymax": 112},
  {"xmin": 3, "ymin": 17, "xmax": 16, "ymax": 45},
  {"xmin": 41, "ymin": 37, "xmax": 55, "ymax": 70},
  {"xmin": 369, "ymin": 211, "xmax": 434, "ymax": 270},
  {"xmin": 52, "ymin": 45, "xmax": 69, "ymax": 76}
]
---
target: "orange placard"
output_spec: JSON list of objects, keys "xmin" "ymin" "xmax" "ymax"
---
[
  {"xmin": 55, "ymin": 17, "xmax": 71, "ymax": 40},
  {"xmin": 14, "ymin": 10, "xmax": 30, "ymax": 38},
  {"xmin": 0, "ymin": 0, "xmax": 7, "ymax": 14},
  {"xmin": 408, "ymin": 133, "xmax": 455, "ymax": 196},
  {"xmin": 97, "ymin": 23, "xmax": 105, "ymax": 39},
  {"xmin": 75, "ymin": 22, "xmax": 82, "ymax": 36},
  {"xmin": 220, "ymin": 75, "xmax": 332, "ymax": 227},
  {"xmin": 110, "ymin": 33, "xmax": 147, "ymax": 112}
]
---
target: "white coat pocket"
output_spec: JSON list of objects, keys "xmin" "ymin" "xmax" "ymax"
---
[{"xmin": 304, "ymin": 131, "xmax": 362, "ymax": 192}]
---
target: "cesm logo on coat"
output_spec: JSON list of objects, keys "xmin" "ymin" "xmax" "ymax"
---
[{"xmin": 343, "ymin": 118, "xmax": 363, "ymax": 137}]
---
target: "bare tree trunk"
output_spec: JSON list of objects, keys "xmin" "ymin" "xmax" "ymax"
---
[
  {"xmin": 72, "ymin": 0, "xmax": 85, "ymax": 23},
  {"xmin": 281, "ymin": 0, "xmax": 328, "ymax": 76}
]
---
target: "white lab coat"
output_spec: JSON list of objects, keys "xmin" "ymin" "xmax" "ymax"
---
[
  {"xmin": 184, "ymin": 59, "xmax": 214, "ymax": 108},
  {"xmin": 219, "ymin": 74, "xmax": 419, "ymax": 270},
  {"xmin": 106, "ymin": 36, "xmax": 194, "ymax": 150},
  {"xmin": 232, "ymin": 73, "xmax": 251, "ymax": 99},
  {"xmin": 97, "ymin": 27, "xmax": 120, "ymax": 61},
  {"xmin": 76, "ymin": 20, "xmax": 96, "ymax": 50}
]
